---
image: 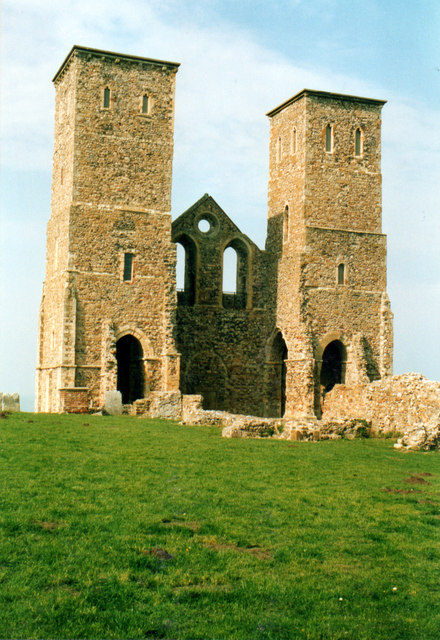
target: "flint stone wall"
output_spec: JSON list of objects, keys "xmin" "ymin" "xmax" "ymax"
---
[
  {"xmin": 133, "ymin": 391, "xmax": 182, "ymax": 421},
  {"xmin": 321, "ymin": 373, "xmax": 440, "ymax": 450},
  {"xmin": 130, "ymin": 374, "xmax": 440, "ymax": 451}
]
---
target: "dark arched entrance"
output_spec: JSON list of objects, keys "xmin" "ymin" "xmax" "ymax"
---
[
  {"xmin": 320, "ymin": 340, "xmax": 346, "ymax": 392},
  {"xmin": 116, "ymin": 335, "xmax": 144, "ymax": 404},
  {"xmin": 267, "ymin": 331, "xmax": 288, "ymax": 417}
]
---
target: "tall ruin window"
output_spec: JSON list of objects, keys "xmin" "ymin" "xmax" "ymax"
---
[
  {"xmin": 266, "ymin": 331, "xmax": 288, "ymax": 418},
  {"xmin": 222, "ymin": 246, "xmax": 238, "ymax": 294},
  {"xmin": 175, "ymin": 235, "xmax": 197, "ymax": 306},
  {"xmin": 222, "ymin": 240, "xmax": 249, "ymax": 309},
  {"xmin": 141, "ymin": 94, "xmax": 149, "ymax": 114},
  {"xmin": 276, "ymin": 136, "xmax": 282, "ymax": 163},
  {"xmin": 325, "ymin": 124, "xmax": 334, "ymax": 152},
  {"xmin": 283, "ymin": 205, "xmax": 289, "ymax": 242},
  {"xmin": 123, "ymin": 253, "xmax": 134, "ymax": 281},
  {"xmin": 291, "ymin": 127, "xmax": 297, "ymax": 153},
  {"xmin": 355, "ymin": 128, "xmax": 363, "ymax": 156},
  {"xmin": 103, "ymin": 87, "xmax": 111, "ymax": 109},
  {"xmin": 338, "ymin": 263, "xmax": 345, "ymax": 285}
]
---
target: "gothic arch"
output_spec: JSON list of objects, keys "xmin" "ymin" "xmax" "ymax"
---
[
  {"xmin": 318, "ymin": 337, "xmax": 347, "ymax": 392},
  {"xmin": 265, "ymin": 328, "xmax": 288, "ymax": 418},
  {"xmin": 174, "ymin": 232, "xmax": 198, "ymax": 306},
  {"xmin": 116, "ymin": 334, "xmax": 145, "ymax": 404},
  {"xmin": 114, "ymin": 325, "xmax": 154, "ymax": 358},
  {"xmin": 222, "ymin": 236, "xmax": 251, "ymax": 309}
]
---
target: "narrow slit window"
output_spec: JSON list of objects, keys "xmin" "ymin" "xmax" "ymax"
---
[
  {"xmin": 103, "ymin": 87, "xmax": 110, "ymax": 109},
  {"xmin": 338, "ymin": 263, "xmax": 345, "ymax": 285},
  {"xmin": 142, "ymin": 94, "xmax": 149, "ymax": 114},
  {"xmin": 291, "ymin": 127, "xmax": 297, "ymax": 153},
  {"xmin": 283, "ymin": 205, "xmax": 289, "ymax": 242},
  {"xmin": 276, "ymin": 136, "xmax": 282, "ymax": 162},
  {"xmin": 123, "ymin": 253, "xmax": 134, "ymax": 281},
  {"xmin": 325, "ymin": 124, "xmax": 333, "ymax": 152},
  {"xmin": 355, "ymin": 128, "xmax": 362, "ymax": 156}
]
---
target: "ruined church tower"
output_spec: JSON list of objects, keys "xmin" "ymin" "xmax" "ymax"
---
[
  {"xmin": 266, "ymin": 90, "xmax": 393, "ymax": 418},
  {"xmin": 36, "ymin": 46, "xmax": 180, "ymax": 412}
]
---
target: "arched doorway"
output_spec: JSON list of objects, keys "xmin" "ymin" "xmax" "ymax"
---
[
  {"xmin": 320, "ymin": 340, "xmax": 346, "ymax": 392},
  {"xmin": 116, "ymin": 335, "xmax": 144, "ymax": 404},
  {"xmin": 266, "ymin": 331, "xmax": 288, "ymax": 417}
]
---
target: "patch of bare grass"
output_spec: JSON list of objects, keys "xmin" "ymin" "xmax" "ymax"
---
[{"xmin": 405, "ymin": 475, "xmax": 430, "ymax": 485}]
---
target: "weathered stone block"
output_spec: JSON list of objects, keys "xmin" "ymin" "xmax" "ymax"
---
[{"xmin": 104, "ymin": 391, "xmax": 123, "ymax": 416}]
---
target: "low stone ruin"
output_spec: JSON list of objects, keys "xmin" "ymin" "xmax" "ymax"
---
[
  {"xmin": 321, "ymin": 373, "xmax": 440, "ymax": 451},
  {"xmin": 0, "ymin": 393, "xmax": 20, "ymax": 412},
  {"xmin": 132, "ymin": 373, "xmax": 440, "ymax": 452},
  {"xmin": 95, "ymin": 373, "xmax": 440, "ymax": 452}
]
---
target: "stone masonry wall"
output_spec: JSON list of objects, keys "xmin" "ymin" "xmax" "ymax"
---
[
  {"xmin": 265, "ymin": 90, "xmax": 391, "ymax": 419},
  {"xmin": 172, "ymin": 195, "xmax": 273, "ymax": 416},
  {"xmin": 321, "ymin": 374, "xmax": 440, "ymax": 450},
  {"xmin": 36, "ymin": 47, "xmax": 180, "ymax": 412},
  {"xmin": 304, "ymin": 93, "xmax": 383, "ymax": 234}
]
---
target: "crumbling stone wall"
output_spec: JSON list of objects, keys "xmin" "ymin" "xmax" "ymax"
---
[
  {"xmin": 321, "ymin": 373, "xmax": 440, "ymax": 450},
  {"xmin": 172, "ymin": 195, "xmax": 272, "ymax": 416}
]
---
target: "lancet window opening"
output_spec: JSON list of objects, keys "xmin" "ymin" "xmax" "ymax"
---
[
  {"xmin": 142, "ymin": 94, "xmax": 149, "ymax": 114},
  {"xmin": 222, "ymin": 239, "xmax": 249, "ymax": 309},
  {"xmin": 355, "ymin": 128, "xmax": 363, "ymax": 156},
  {"xmin": 325, "ymin": 124, "xmax": 333, "ymax": 152},
  {"xmin": 103, "ymin": 86, "xmax": 111, "ymax": 109},
  {"xmin": 175, "ymin": 235, "xmax": 197, "ymax": 306},
  {"xmin": 337, "ymin": 263, "xmax": 345, "ymax": 285}
]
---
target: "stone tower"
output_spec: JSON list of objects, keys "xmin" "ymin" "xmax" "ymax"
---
[
  {"xmin": 36, "ymin": 46, "xmax": 180, "ymax": 412},
  {"xmin": 266, "ymin": 90, "xmax": 393, "ymax": 418}
]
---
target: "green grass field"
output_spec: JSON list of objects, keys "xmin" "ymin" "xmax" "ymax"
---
[{"xmin": 1, "ymin": 412, "xmax": 439, "ymax": 639}]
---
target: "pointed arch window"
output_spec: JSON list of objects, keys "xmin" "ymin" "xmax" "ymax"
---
[
  {"xmin": 222, "ymin": 239, "xmax": 249, "ymax": 309},
  {"xmin": 103, "ymin": 87, "xmax": 111, "ymax": 109},
  {"xmin": 222, "ymin": 246, "xmax": 238, "ymax": 294},
  {"xmin": 176, "ymin": 235, "xmax": 197, "ymax": 306},
  {"xmin": 325, "ymin": 124, "xmax": 333, "ymax": 153},
  {"xmin": 355, "ymin": 128, "xmax": 363, "ymax": 156}
]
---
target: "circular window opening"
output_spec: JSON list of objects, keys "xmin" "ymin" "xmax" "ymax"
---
[{"xmin": 198, "ymin": 218, "xmax": 211, "ymax": 233}]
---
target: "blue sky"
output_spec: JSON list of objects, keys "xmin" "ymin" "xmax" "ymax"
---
[{"xmin": 1, "ymin": 0, "xmax": 439, "ymax": 410}]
